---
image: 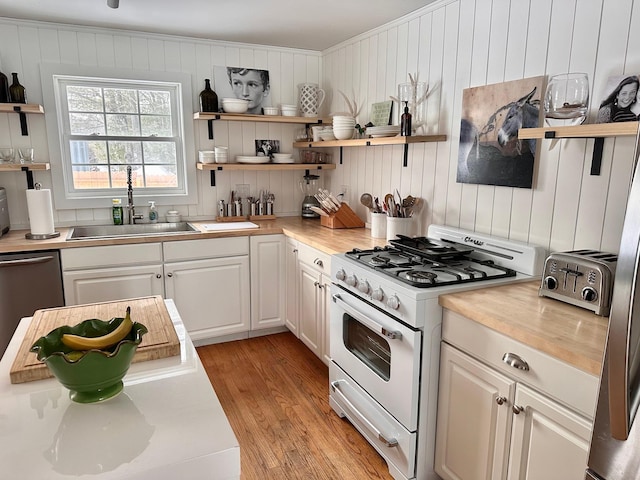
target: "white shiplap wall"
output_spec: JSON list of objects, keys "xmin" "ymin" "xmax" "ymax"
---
[
  {"xmin": 0, "ymin": 19, "xmax": 323, "ymax": 227},
  {"xmin": 1, "ymin": 0, "xmax": 639, "ymax": 254},
  {"xmin": 323, "ymin": 0, "xmax": 640, "ymax": 253}
]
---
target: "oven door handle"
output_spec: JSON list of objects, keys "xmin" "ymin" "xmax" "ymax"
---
[
  {"xmin": 331, "ymin": 380, "xmax": 399, "ymax": 448},
  {"xmin": 332, "ymin": 293, "xmax": 403, "ymax": 340}
]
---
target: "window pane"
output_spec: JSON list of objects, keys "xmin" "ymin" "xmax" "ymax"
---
[
  {"xmin": 70, "ymin": 140, "xmax": 108, "ymax": 165},
  {"xmin": 67, "ymin": 86, "xmax": 103, "ymax": 112},
  {"xmin": 72, "ymin": 165, "xmax": 110, "ymax": 189},
  {"xmin": 104, "ymin": 88, "xmax": 138, "ymax": 113},
  {"xmin": 106, "ymin": 114, "xmax": 141, "ymax": 136},
  {"xmin": 141, "ymin": 115, "xmax": 172, "ymax": 136},
  {"xmin": 69, "ymin": 113, "xmax": 105, "ymax": 135},
  {"xmin": 143, "ymin": 142, "xmax": 176, "ymax": 164},
  {"xmin": 146, "ymin": 165, "xmax": 178, "ymax": 188},
  {"xmin": 140, "ymin": 90, "xmax": 171, "ymax": 115},
  {"xmin": 108, "ymin": 141, "xmax": 142, "ymax": 165}
]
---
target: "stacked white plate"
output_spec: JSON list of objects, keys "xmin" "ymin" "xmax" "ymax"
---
[
  {"xmin": 272, "ymin": 153, "xmax": 294, "ymax": 164},
  {"xmin": 366, "ymin": 125, "xmax": 401, "ymax": 138},
  {"xmin": 199, "ymin": 150, "xmax": 216, "ymax": 164},
  {"xmin": 332, "ymin": 115, "xmax": 356, "ymax": 140},
  {"xmin": 236, "ymin": 155, "xmax": 270, "ymax": 164}
]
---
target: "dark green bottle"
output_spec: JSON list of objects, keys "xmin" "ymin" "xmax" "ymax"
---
[
  {"xmin": 9, "ymin": 72, "xmax": 26, "ymax": 103},
  {"xmin": 0, "ymin": 69, "xmax": 9, "ymax": 103},
  {"xmin": 199, "ymin": 79, "xmax": 218, "ymax": 112}
]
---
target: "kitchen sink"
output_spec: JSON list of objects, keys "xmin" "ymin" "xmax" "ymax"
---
[{"xmin": 66, "ymin": 222, "xmax": 199, "ymax": 240}]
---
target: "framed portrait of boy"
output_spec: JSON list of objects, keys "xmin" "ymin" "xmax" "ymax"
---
[
  {"xmin": 213, "ymin": 66, "xmax": 272, "ymax": 115},
  {"xmin": 596, "ymin": 74, "xmax": 640, "ymax": 123}
]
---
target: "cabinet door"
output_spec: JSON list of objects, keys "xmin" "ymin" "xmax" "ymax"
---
[
  {"xmin": 298, "ymin": 261, "xmax": 321, "ymax": 357},
  {"xmin": 507, "ymin": 384, "xmax": 592, "ymax": 480},
  {"xmin": 320, "ymin": 272, "xmax": 332, "ymax": 366},
  {"xmin": 250, "ymin": 235, "xmax": 285, "ymax": 330},
  {"xmin": 63, "ymin": 265, "xmax": 164, "ymax": 306},
  {"xmin": 435, "ymin": 343, "xmax": 514, "ymax": 480},
  {"xmin": 164, "ymin": 256, "xmax": 250, "ymax": 340},
  {"xmin": 285, "ymin": 238, "xmax": 299, "ymax": 335}
]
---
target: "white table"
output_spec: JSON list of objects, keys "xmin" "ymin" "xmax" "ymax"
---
[{"xmin": 0, "ymin": 300, "xmax": 240, "ymax": 479}]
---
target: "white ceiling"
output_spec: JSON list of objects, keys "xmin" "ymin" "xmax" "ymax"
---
[{"xmin": 0, "ymin": 0, "xmax": 437, "ymax": 51}]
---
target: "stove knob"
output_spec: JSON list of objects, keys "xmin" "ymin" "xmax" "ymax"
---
[
  {"xmin": 357, "ymin": 280, "xmax": 370, "ymax": 294},
  {"xmin": 335, "ymin": 269, "xmax": 346, "ymax": 281},
  {"xmin": 543, "ymin": 276, "xmax": 557, "ymax": 290},
  {"xmin": 346, "ymin": 274, "xmax": 358, "ymax": 287},
  {"xmin": 372, "ymin": 288, "xmax": 384, "ymax": 302},
  {"xmin": 582, "ymin": 287, "xmax": 598, "ymax": 303},
  {"xmin": 387, "ymin": 295, "xmax": 400, "ymax": 310}
]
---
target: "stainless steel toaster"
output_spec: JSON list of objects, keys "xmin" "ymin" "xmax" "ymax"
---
[
  {"xmin": 0, "ymin": 187, "xmax": 9, "ymax": 236},
  {"xmin": 539, "ymin": 249, "xmax": 617, "ymax": 316}
]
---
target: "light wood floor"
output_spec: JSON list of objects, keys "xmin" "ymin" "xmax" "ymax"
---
[{"xmin": 197, "ymin": 332, "xmax": 394, "ymax": 480}]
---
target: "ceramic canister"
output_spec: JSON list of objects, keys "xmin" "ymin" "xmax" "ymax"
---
[{"xmin": 298, "ymin": 83, "xmax": 326, "ymax": 117}]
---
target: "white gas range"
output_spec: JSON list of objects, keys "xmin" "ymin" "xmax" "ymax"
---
[{"xmin": 329, "ymin": 225, "xmax": 546, "ymax": 480}]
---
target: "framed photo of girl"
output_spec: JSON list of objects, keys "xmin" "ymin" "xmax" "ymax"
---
[
  {"xmin": 596, "ymin": 74, "xmax": 640, "ymax": 123},
  {"xmin": 213, "ymin": 66, "xmax": 272, "ymax": 114}
]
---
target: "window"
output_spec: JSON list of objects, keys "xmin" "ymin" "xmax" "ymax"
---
[{"xmin": 41, "ymin": 65, "xmax": 196, "ymax": 209}]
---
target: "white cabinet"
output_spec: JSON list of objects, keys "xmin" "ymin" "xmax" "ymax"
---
[
  {"xmin": 61, "ymin": 243, "xmax": 164, "ymax": 305},
  {"xmin": 284, "ymin": 237, "xmax": 299, "ymax": 335},
  {"xmin": 435, "ymin": 310, "xmax": 596, "ymax": 480},
  {"xmin": 296, "ymin": 242, "xmax": 331, "ymax": 365},
  {"xmin": 250, "ymin": 234, "xmax": 285, "ymax": 331},
  {"xmin": 163, "ymin": 237, "xmax": 250, "ymax": 342}
]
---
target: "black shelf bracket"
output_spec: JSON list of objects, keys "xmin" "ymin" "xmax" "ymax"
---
[
  {"xmin": 403, "ymin": 144, "xmax": 409, "ymax": 167},
  {"xmin": 339, "ymin": 146, "xmax": 343, "ymax": 165},
  {"xmin": 543, "ymin": 129, "xmax": 605, "ymax": 176},
  {"xmin": 210, "ymin": 169, "xmax": 216, "ymax": 186},
  {"xmin": 21, "ymin": 166, "xmax": 35, "ymax": 189},
  {"xmin": 13, "ymin": 106, "xmax": 28, "ymax": 136}
]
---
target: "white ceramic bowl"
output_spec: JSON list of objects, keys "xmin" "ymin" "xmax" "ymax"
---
[
  {"xmin": 221, "ymin": 98, "xmax": 249, "ymax": 113},
  {"xmin": 333, "ymin": 129, "xmax": 354, "ymax": 140},
  {"xmin": 166, "ymin": 211, "xmax": 181, "ymax": 222},
  {"xmin": 319, "ymin": 131, "xmax": 337, "ymax": 141},
  {"xmin": 198, "ymin": 151, "xmax": 216, "ymax": 164},
  {"xmin": 263, "ymin": 106, "xmax": 279, "ymax": 115},
  {"xmin": 272, "ymin": 153, "xmax": 293, "ymax": 158}
]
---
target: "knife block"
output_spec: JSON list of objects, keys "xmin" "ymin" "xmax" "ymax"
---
[{"xmin": 320, "ymin": 203, "xmax": 365, "ymax": 229}]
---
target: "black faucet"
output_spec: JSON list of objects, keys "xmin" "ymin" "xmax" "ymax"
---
[{"xmin": 126, "ymin": 166, "xmax": 144, "ymax": 224}]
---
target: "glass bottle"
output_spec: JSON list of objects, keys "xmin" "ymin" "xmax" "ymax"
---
[
  {"xmin": 0, "ymin": 67, "xmax": 9, "ymax": 103},
  {"xmin": 401, "ymin": 101, "xmax": 412, "ymax": 136},
  {"xmin": 199, "ymin": 79, "xmax": 218, "ymax": 112},
  {"xmin": 9, "ymin": 72, "xmax": 26, "ymax": 103}
]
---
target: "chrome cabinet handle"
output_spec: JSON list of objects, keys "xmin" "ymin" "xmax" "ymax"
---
[
  {"xmin": 167, "ymin": 272, "xmax": 173, "ymax": 278},
  {"xmin": 512, "ymin": 405, "xmax": 524, "ymax": 414},
  {"xmin": 331, "ymin": 380, "xmax": 399, "ymax": 448},
  {"xmin": 314, "ymin": 258, "xmax": 323, "ymax": 267},
  {"xmin": 495, "ymin": 396, "xmax": 508, "ymax": 406},
  {"xmin": 156, "ymin": 274, "xmax": 162, "ymax": 279},
  {"xmin": 502, "ymin": 352, "xmax": 530, "ymax": 371}
]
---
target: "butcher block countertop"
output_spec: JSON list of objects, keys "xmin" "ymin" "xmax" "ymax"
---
[
  {"xmin": 439, "ymin": 280, "xmax": 609, "ymax": 377},
  {"xmin": 0, "ymin": 217, "xmax": 387, "ymax": 254}
]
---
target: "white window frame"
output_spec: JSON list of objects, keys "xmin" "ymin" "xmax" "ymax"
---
[{"xmin": 41, "ymin": 64, "xmax": 196, "ymax": 210}]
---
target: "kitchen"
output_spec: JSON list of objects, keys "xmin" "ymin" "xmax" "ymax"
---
[{"xmin": 0, "ymin": 0, "xmax": 638, "ymax": 479}]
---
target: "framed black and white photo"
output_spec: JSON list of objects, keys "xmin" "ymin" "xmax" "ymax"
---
[
  {"xmin": 255, "ymin": 140, "xmax": 280, "ymax": 157},
  {"xmin": 596, "ymin": 74, "xmax": 640, "ymax": 123},
  {"xmin": 457, "ymin": 76, "xmax": 544, "ymax": 188},
  {"xmin": 213, "ymin": 66, "xmax": 272, "ymax": 114}
]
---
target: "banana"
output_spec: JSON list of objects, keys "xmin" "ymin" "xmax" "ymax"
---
[{"xmin": 61, "ymin": 307, "xmax": 134, "ymax": 351}]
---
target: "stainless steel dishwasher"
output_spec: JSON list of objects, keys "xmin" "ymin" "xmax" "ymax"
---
[{"xmin": 0, "ymin": 250, "xmax": 64, "ymax": 359}]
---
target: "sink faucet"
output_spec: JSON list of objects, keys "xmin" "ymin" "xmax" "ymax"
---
[{"xmin": 126, "ymin": 166, "xmax": 144, "ymax": 225}]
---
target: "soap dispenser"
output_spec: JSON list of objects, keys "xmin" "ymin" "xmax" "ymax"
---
[
  {"xmin": 148, "ymin": 201, "xmax": 158, "ymax": 223},
  {"xmin": 400, "ymin": 100, "xmax": 412, "ymax": 137}
]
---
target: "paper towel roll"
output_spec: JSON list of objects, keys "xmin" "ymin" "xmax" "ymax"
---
[{"xmin": 26, "ymin": 188, "xmax": 55, "ymax": 235}]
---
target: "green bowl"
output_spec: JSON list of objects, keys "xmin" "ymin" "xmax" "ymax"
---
[{"xmin": 30, "ymin": 318, "xmax": 148, "ymax": 404}]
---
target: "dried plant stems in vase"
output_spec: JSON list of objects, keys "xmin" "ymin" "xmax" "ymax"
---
[{"xmin": 390, "ymin": 73, "xmax": 431, "ymax": 134}]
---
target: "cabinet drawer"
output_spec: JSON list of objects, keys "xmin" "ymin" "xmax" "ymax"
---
[
  {"xmin": 163, "ymin": 236, "xmax": 249, "ymax": 262},
  {"xmin": 297, "ymin": 242, "xmax": 331, "ymax": 274},
  {"xmin": 442, "ymin": 309, "xmax": 599, "ymax": 419},
  {"xmin": 61, "ymin": 243, "xmax": 163, "ymax": 270}
]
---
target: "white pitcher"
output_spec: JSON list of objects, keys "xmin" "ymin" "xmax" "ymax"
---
[{"xmin": 298, "ymin": 83, "xmax": 326, "ymax": 117}]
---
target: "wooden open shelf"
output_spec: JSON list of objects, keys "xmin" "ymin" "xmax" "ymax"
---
[
  {"xmin": 0, "ymin": 103, "xmax": 45, "ymax": 136},
  {"xmin": 197, "ymin": 162, "xmax": 335, "ymax": 172},
  {"xmin": 518, "ymin": 122, "xmax": 640, "ymax": 175},
  {"xmin": 0, "ymin": 162, "xmax": 50, "ymax": 189}
]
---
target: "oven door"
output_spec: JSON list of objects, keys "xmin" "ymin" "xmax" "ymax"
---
[{"xmin": 330, "ymin": 284, "xmax": 422, "ymax": 431}]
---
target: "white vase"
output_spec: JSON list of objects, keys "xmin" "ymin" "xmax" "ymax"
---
[{"xmin": 298, "ymin": 83, "xmax": 326, "ymax": 117}]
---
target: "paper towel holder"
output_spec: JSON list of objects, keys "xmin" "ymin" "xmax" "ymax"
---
[{"xmin": 25, "ymin": 183, "xmax": 61, "ymax": 240}]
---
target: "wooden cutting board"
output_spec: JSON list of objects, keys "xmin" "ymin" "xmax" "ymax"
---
[{"xmin": 9, "ymin": 296, "xmax": 180, "ymax": 384}]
